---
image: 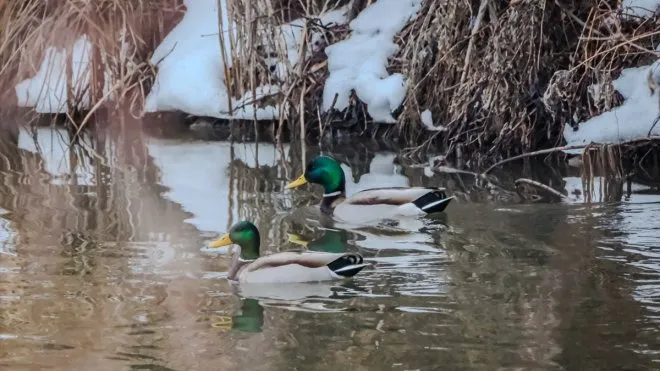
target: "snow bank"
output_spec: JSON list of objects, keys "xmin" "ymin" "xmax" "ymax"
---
[
  {"xmin": 145, "ymin": 0, "xmax": 348, "ymax": 120},
  {"xmin": 262, "ymin": 8, "xmax": 348, "ymax": 81},
  {"xmin": 14, "ymin": 35, "xmax": 116, "ymax": 113},
  {"xmin": 563, "ymin": 61, "xmax": 660, "ymax": 154},
  {"xmin": 144, "ymin": 0, "xmax": 237, "ymax": 118},
  {"xmin": 621, "ymin": 0, "xmax": 660, "ymax": 19},
  {"xmin": 322, "ymin": 0, "xmax": 422, "ymax": 123}
]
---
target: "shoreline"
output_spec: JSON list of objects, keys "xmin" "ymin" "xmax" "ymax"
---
[{"xmin": 2, "ymin": 0, "xmax": 660, "ymax": 166}]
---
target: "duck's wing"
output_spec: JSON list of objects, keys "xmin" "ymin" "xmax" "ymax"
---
[
  {"xmin": 344, "ymin": 187, "xmax": 453, "ymax": 214},
  {"xmin": 246, "ymin": 252, "xmax": 342, "ymax": 271},
  {"xmin": 239, "ymin": 252, "xmax": 367, "ymax": 283}
]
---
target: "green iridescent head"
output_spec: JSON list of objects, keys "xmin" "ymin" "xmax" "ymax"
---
[
  {"xmin": 208, "ymin": 220, "xmax": 260, "ymax": 260},
  {"xmin": 285, "ymin": 155, "xmax": 346, "ymax": 194}
]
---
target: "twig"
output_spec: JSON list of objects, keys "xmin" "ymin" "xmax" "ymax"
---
[
  {"xmin": 482, "ymin": 144, "xmax": 589, "ymax": 175},
  {"xmin": 153, "ymin": 41, "xmax": 178, "ymax": 67},
  {"xmin": 648, "ymin": 114, "xmax": 660, "ymax": 137},
  {"xmin": 514, "ymin": 178, "xmax": 567, "ymax": 200},
  {"xmin": 460, "ymin": 0, "xmax": 489, "ymax": 84},
  {"xmin": 483, "ymin": 137, "xmax": 660, "ymax": 175},
  {"xmin": 554, "ymin": 0, "xmax": 603, "ymax": 37}
]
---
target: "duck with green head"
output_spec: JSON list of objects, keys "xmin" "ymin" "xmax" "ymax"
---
[
  {"xmin": 208, "ymin": 220, "xmax": 368, "ymax": 283},
  {"xmin": 285, "ymin": 155, "xmax": 453, "ymax": 222}
]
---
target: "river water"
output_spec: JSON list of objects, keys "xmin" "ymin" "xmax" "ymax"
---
[{"xmin": 0, "ymin": 126, "xmax": 659, "ymax": 370}]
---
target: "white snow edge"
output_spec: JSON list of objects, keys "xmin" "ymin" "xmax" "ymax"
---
[{"xmin": 563, "ymin": 59, "xmax": 660, "ymax": 154}]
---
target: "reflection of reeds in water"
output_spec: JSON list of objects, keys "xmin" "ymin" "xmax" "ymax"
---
[
  {"xmin": 228, "ymin": 142, "xmax": 293, "ymax": 251},
  {"xmin": 575, "ymin": 142, "xmax": 660, "ymax": 203},
  {"xmin": 0, "ymin": 125, "xmax": 235, "ymax": 369}
]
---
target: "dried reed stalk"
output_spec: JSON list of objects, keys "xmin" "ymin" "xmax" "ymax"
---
[{"xmin": 0, "ymin": 0, "xmax": 184, "ymax": 125}]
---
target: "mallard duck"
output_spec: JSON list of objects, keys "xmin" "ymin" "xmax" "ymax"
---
[
  {"xmin": 285, "ymin": 155, "xmax": 453, "ymax": 221},
  {"xmin": 208, "ymin": 220, "xmax": 368, "ymax": 283}
]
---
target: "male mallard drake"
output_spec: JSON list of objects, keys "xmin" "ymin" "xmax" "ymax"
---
[
  {"xmin": 285, "ymin": 155, "xmax": 453, "ymax": 222},
  {"xmin": 208, "ymin": 220, "xmax": 368, "ymax": 283}
]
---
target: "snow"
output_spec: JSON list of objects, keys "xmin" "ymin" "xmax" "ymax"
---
[
  {"xmin": 262, "ymin": 7, "xmax": 349, "ymax": 80},
  {"xmin": 14, "ymin": 35, "xmax": 116, "ymax": 113},
  {"xmin": 621, "ymin": 0, "xmax": 660, "ymax": 19},
  {"xmin": 144, "ymin": 0, "xmax": 235, "ymax": 118},
  {"xmin": 322, "ymin": 0, "xmax": 422, "ymax": 123},
  {"xmin": 563, "ymin": 61, "xmax": 660, "ymax": 154},
  {"xmin": 13, "ymin": 0, "xmax": 422, "ymax": 122},
  {"xmin": 420, "ymin": 109, "xmax": 447, "ymax": 131},
  {"xmin": 145, "ymin": 0, "xmax": 348, "ymax": 120}
]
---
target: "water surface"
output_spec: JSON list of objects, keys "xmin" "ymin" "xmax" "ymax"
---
[{"xmin": 1, "ymin": 127, "xmax": 659, "ymax": 370}]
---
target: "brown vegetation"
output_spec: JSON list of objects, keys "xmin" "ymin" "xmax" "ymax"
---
[
  {"xmin": 0, "ymin": 0, "xmax": 184, "ymax": 115},
  {"xmin": 2, "ymin": 0, "xmax": 660, "ymax": 165}
]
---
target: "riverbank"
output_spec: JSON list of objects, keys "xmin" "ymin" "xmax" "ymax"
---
[{"xmin": 2, "ymin": 0, "xmax": 660, "ymax": 166}]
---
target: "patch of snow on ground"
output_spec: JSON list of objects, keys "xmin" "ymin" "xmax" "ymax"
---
[
  {"xmin": 144, "ymin": 0, "xmax": 236, "ymax": 118},
  {"xmin": 14, "ymin": 35, "xmax": 115, "ymax": 113},
  {"xmin": 145, "ymin": 0, "xmax": 349, "ymax": 120},
  {"xmin": 227, "ymin": 85, "xmax": 281, "ymax": 120},
  {"xmin": 420, "ymin": 109, "xmax": 447, "ymax": 131},
  {"xmin": 621, "ymin": 0, "xmax": 660, "ymax": 19},
  {"xmin": 563, "ymin": 61, "xmax": 660, "ymax": 154},
  {"xmin": 262, "ymin": 7, "xmax": 349, "ymax": 80},
  {"xmin": 322, "ymin": 0, "xmax": 423, "ymax": 123}
]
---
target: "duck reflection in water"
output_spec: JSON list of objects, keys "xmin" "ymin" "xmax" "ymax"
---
[
  {"xmin": 212, "ymin": 298, "xmax": 264, "ymax": 334},
  {"xmin": 288, "ymin": 227, "xmax": 351, "ymax": 254}
]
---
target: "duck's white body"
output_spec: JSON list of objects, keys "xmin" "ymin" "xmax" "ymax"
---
[
  {"xmin": 228, "ymin": 251, "xmax": 367, "ymax": 284},
  {"xmin": 328, "ymin": 187, "xmax": 454, "ymax": 223}
]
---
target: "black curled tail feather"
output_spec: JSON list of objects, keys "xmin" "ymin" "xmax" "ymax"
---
[
  {"xmin": 327, "ymin": 254, "xmax": 366, "ymax": 278},
  {"xmin": 412, "ymin": 189, "xmax": 453, "ymax": 214}
]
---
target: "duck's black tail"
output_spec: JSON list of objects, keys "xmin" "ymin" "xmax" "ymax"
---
[
  {"xmin": 412, "ymin": 189, "xmax": 454, "ymax": 214},
  {"xmin": 328, "ymin": 254, "xmax": 368, "ymax": 278}
]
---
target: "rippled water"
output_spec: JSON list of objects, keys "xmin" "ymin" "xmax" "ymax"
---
[{"xmin": 1, "ymin": 126, "xmax": 659, "ymax": 370}]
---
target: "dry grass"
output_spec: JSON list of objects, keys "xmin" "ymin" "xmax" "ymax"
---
[
  {"xmin": 0, "ymin": 0, "xmax": 184, "ymax": 122},
  {"xmin": 3, "ymin": 0, "xmax": 660, "ymax": 164},
  {"xmin": 220, "ymin": 0, "xmax": 353, "ymax": 142},
  {"xmin": 228, "ymin": 0, "xmax": 660, "ymax": 165},
  {"xmin": 391, "ymin": 0, "xmax": 660, "ymax": 164}
]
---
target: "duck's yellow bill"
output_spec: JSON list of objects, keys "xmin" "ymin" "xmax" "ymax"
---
[
  {"xmin": 287, "ymin": 233, "xmax": 309, "ymax": 247},
  {"xmin": 209, "ymin": 233, "xmax": 233, "ymax": 248},
  {"xmin": 285, "ymin": 174, "xmax": 308, "ymax": 189}
]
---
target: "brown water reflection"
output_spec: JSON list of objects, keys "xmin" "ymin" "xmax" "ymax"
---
[{"xmin": 0, "ymin": 126, "xmax": 659, "ymax": 370}]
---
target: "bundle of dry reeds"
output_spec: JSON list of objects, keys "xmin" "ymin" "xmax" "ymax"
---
[
  {"xmin": 228, "ymin": 0, "xmax": 660, "ymax": 162},
  {"xmin": 0, "ymin": 0, "xmax": 184, "ymax": 117},
  {"xmin": 3, "ymin": 0, "xmax": 660, "ymax": 163}
]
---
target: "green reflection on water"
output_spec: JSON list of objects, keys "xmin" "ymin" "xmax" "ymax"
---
[{"xmin": 0, "ymin": 126, "xmax": 658, "ymax": 371}]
